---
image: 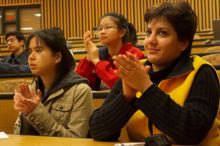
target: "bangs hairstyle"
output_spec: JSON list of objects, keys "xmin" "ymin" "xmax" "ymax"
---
[
  {"xmin": 144, "ymin": 2, "xmax": 197, "ymax": 57},
  {"xmin": 25, "ymin": 28, "xmax": 75, "ymax": 79},
  {"xmin": 5, "ymin": 31, "xmax": 25, "ymax": 42}
]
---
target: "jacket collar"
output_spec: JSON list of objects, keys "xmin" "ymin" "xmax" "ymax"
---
[
  {"xmin": 167, "ymin": 54, "xmax": 194, "ymax": 79},
  {"xmin": 146, "ymin": 54, "xmax": 194, "ymax": 80},
  {"xmin": 36, "ymin": 70, "xmax": 88, "ymax": 102}
]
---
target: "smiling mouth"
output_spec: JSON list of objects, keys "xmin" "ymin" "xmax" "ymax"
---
[
  {"xmin": 147, "ymin": 48, "xmax": 159, "ymax": 52},
  {"xmin": 100, "ymin": 36, "xmax": 107, "ymax": 40}
]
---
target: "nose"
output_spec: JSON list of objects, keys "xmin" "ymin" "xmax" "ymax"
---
[
  {"xmin": 7, "ymin": 41, "xmax": 11, "ymax": 46},
  {"xmin": 99, "ymin": 28, "xmax": 106, "ymax": 34},
  {"xmin": 28, "ymin": 52, "xmax": 35, "ymax": 60},
  {"xmin": 144, "ymin": 33, "xmax": 157, "ymax": 46}
]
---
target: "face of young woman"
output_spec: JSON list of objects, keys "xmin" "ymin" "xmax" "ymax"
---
[
  {"xmin": 144, "ymin": 18, "xmax": 188, "ymax": 71},
  {"xmin": 97, "ymin": 16, "xmax": 125, "ymax": 45},
  {"xmin": 28, "ymin": 37, "xmax": 61, "ymax": 76}
]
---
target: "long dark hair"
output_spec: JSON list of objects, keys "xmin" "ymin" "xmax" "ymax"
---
[
  {"xmin": 101, "ymin": 12, "xmax": 137, "ymax": 45},
  {"xmin": 25, "ymin": 28, "xmax": 75, "ymax": 91}
]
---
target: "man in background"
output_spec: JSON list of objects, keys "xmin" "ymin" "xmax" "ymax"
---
[{"xmin": 0, "ymin": 31, "xmax": 30, "ymax": 74}]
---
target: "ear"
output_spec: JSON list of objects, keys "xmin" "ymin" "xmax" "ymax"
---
[
  {"xmin": 179, "ymin": 40, "xmax": 189, "ymax": 51},
  {"xmin": 119, "ymin": 28, "xmax": 126, "ymax": 38},
  {"xmin": 55, "ymin": 52, "xmax": 62, "ymax": 64},
  {"xmin": 19, "ymin": 40, "xmax": 24, "ymax": 47}
]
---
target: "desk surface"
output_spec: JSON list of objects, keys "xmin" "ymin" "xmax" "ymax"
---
[
  {"xmin": 0, "ymin": 134, "xmax": 190, "ymax": 146},
  {"xmin": 0, "ymin": 134, "xmax": 115, "ymax": 146}
]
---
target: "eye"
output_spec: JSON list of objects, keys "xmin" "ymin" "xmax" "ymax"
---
[
  {"xmin": 35, "ymin": 47, "xmax": 42, "ymax": 53},
  {"xmin": 105, "ymin": 26, "xmax": 114, "ymax": 30},
  {"xmin": 159, "ymin": 30, "xmax": 168, "ymax": 37},
  {"xmin": 145, "ymin": 29, "xmax": 151, "ymax": 37},
  {"xmin": 96, "ymin": 26, "xmax": 103, "ymax": 31},
  {"xmin": 36, "ymin": 48, "xmax": 41, "ymax": 53}
]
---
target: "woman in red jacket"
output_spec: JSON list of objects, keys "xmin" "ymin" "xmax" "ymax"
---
[{"xmin": 76, "ymin": 12, "xmax": 145, "ymax": 90}]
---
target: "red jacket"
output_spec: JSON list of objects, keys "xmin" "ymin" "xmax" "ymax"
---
[{"xmin": 76, "ymin": 43, "xmax": 145, "ymax": 90}]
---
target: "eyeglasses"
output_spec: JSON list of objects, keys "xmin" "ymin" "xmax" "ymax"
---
[{"xmin": 93, "ymin": 25, "xmax": 117, "ymax": 32}]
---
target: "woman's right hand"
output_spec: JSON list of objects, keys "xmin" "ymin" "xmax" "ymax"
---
[
  {"xmin": 83, "ymin": 31, "xmax": 94, "ymax": 61},
  {"xmin": 14, "ymin": 83, "xmax": 42, "ymax": 115},
  {"xmin": 113, "ymin": 52, "xmax": 153, "ymax": 95}
]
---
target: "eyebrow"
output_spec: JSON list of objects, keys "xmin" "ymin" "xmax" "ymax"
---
[
  {"xmin": 99, "ymin": 23, "xmax": 114, "ymax": 26},
  {"xmin": 6, "ymin": 37, "xmax": 17, "ymax": 41},
  {"xmin": 147, "ymin": 27, "xmax": 171, "ymax": 32},
  {"xmin": 147, "ymin": 26, "xmax": 169, "ymax": 29},
  {"xmin": 29, "ymin": 44, "xmax": 42, "ymax": 50}
]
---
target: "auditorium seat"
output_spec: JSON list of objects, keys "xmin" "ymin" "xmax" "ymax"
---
[
  {"xmin": 0, "ymin": 79, "xmax": 32, "ymax": 93},
  {"xmin": 202, "ymin": 54, "xmax": 220, "ymax": 66}
]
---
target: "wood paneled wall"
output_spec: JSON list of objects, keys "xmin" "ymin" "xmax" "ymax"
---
[{"xmin": 0, "ymin": 0, "xmax": 219, "ymax": 38}]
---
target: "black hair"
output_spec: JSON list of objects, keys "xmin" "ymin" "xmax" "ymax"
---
[
  {"xmin": 5, "ymin": 31, "xmax": 25, "ymax": 42},
  {"xmin": 101, "ymin": 12, "xmax": 137, "ymax": 45},
  {"xmin": 25, "ymin": 27, "xmax": 75, "ymax": 90},
  {"xmin": 144, "ymin": 2, "xmax": 197, "ymax": 57}
]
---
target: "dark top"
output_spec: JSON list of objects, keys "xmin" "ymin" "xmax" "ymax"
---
[
  {"xmin": 0, "ymin": 51, "xmax": 30, "ymax": 74},
  {"xmin": 89, "ymin": 54, "xmax": 220, "ymax": 145}
]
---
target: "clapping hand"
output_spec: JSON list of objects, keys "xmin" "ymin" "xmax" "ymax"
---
[
  {"xmin": 14, "ymin": 83, "xmax": 42, "ymax": 115},
  {"xmin": 113, "ymin": 52, "xmax": 153, "ymax": 99},
  {"xmin": 83, "ymin": 31, "xmax": 100, "ymax": 64}
]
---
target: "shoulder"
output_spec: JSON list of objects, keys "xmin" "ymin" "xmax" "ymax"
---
[
  {"xmin": 16, "ymin": 51, "xmax": 29, "ymax": 63},
  {"xmin": 0, "ymin": 55, "xmax": 10, "ymax": 62},
  {"xmin": 192, "ymin": 56, "xmax": 218, "ymax": 79},
  {"xmin": 75, "ymin": 83, "xmax": 91, "ymax": 91},
  {"xmin": 68, "ymin": 83, "xmax": 92, "ymax": 96},
  {"xmin": 123, "ymin": 43, "xmax": 143, "ymax": 52},
  {"xmin": 192, "ymin": 64, "xmax": 220, "ymax": 97},
  {"xmin": 196, "ymin": 64, "xmax": 219, "ymax": 81},
  {"xmin": 67, "ymin": 83, "xmax": 93, "ymax": 105},
  {"xmin": 126, "ymin": 44, "xmax": 145, "ymax": 59}
]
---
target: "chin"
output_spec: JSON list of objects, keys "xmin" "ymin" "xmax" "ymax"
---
[
  {"xmin": 30, "ymin": 70, "xmax": 39, "ymax": 76},
  {"xmin": 147, "ymin": 56, "xmax": 157, "ymax": 63},
  {"xmin": 100, "ymin": 40, "xmax": 108, "ymax": 45}
]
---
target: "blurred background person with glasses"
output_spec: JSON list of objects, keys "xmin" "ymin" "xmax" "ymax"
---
[{"xmin": 76, "ymin": 12, "xmax": 145, "ymax": 90}]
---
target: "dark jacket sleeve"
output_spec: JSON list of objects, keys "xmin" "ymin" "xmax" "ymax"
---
[
  {"xmin": 90, "ymin": 65, "xmax": 220, "ymax": 144},
  {"xmin": 0, "ymin": 62, "xmax": 30, "ymax": 74},
  {"xmin": 89, "ymin": 80, "xmax": 137, "ymax": 141},
  {"xmin": 133, "ymin": 65, "xmax": 220, "ymax": 144}
]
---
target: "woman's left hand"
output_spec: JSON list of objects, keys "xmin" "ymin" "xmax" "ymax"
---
[
  {"xmin": 14, "ymin": 83, "xmax": 42, "ymax": 115},
  {"xmin": 88, "ymin": 45, "xmax": 100, "ymax": 65},
  {"xmin": 113, "ymin": 52, "xmax": 153, "ymax": 93}
]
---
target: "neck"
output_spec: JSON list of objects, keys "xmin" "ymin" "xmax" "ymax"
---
[
  {"xmin": 108, "ymin": 41, "xmax": 124, "ymax": 56},
  {"xmin": 13, "ymin": 47, "xmax": 23, "ymax": 56},
  {"xmin": 152, "ymin": 64, "xmax": 168, "ymax": 72},
  {"xmin": 40, "ymin": 71, "xmax": 57, "ymax": 90},
  {"xmin": 152, "ymin": 59, "xmax": 178, "ymax": 72}
]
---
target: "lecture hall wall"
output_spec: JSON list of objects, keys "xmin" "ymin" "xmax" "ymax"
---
[{"xmin": 0, "ymin": 0, "xmax": 220, "ymax": 38}]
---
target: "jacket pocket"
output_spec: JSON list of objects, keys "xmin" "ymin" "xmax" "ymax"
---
[{"xmin": 51, "ymin": 102, "xmax": 72, "ymax": 125}]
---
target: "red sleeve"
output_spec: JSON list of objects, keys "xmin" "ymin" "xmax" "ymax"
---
[
  {"xmin": 95, "ymin": 60, "xmax": 118, "ymax": 88},
  {"xmin": 127, "ymin": 46, "xmax": 145, "ymax": 59},
  {"xmin": 76, "ymin": 58, "xmax": 97, "ymax": 89},
  {"xmin": 95, "ymin": 46, "xmax": 145, "ymax": 89}
]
